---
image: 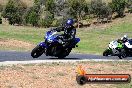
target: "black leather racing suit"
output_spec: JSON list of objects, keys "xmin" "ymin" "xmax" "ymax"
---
[
  {"xmin": 117, "ymin": 38, "xmax": 128, "ymax": 44},
  {"xmin": 117, "ymin": 38, "xmax": 128, "ymax": 52},
  {"xmin": 53, "ymin": 24, "xmax": 76, "ymax": 47}
]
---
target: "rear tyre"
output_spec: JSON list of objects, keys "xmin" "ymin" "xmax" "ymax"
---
[
  {"xmin": 57, "ymin": 52, "xmax": 69, "ymax": 59},
  {"xmin": 118, "ymin": 50, "xmax": 127, "ymax": 59},
  {"xmin": 57, "ymin": 48, "xmax": 71, "ymax": 59},
  {"xmin": 31, "ymin": 45, "xmax": 44, "ymax": 58},
  {"xmin": 57, "ymin": 56, "xmax": 66, "ymax": 59},
  {"xmin": 103, "ymin": 49, "xmax": 111, "ymax": 56}
]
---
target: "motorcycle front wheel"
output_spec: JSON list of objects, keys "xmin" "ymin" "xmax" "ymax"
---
[
  {"xmin": 31, "ymin": 45, "xmax": 44, "ymax": 58},
  {"xmin": 103, "ymin": 49, "xmax": 111, "ymax": 56}
]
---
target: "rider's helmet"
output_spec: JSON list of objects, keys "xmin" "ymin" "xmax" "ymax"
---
[
  {"xmin": 124, "ymin": 35, "xmax": 128, "ymax": 39},
  {"xmin": 121, "ymin": 35, "xmax": 128, "ymax": 42},
  {"xmin": 66, "ymin": 19, "xmax": 74, "ymax": 26},
  {"xmin": 64, "ymin": 19, "xmax": 74, "ymax": 30}
]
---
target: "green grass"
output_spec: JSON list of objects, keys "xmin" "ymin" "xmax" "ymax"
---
[
  {"xmin": 0, "ymin": 19, "xmax": 132, "ymax": 54},
  {"xmin": 0, "ymin": 25, "xmax": 45, "ymax": 44}
]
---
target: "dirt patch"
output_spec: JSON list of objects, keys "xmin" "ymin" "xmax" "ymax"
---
[
  {"xmin": 0, "ymin": 61, "xmax": 131, "ymax": 88},
  {"xmin": 0, "ymin": 38, "xmax": 35, "ymax": 51}
]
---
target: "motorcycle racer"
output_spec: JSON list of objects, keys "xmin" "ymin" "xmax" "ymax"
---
[
  {"xmin": 31, "ymin": 19, "xmax": 80, "ymax": 58},
  {"xmin": 117, "ymin": 35, "xmax": 128, "ymax": 43},
  {"xmin": 52, "ymin": 19, "xmax": 76, "ymax": 47}
]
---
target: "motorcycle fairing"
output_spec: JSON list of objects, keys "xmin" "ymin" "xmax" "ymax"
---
[
  {"xmin": 109, "ymin": 41, "xmax": 118, "ymax": 49},
  {"xmin": 109, "ymin": 41, "xmax": 123, "ymax": 49},
  {"xmin": 108, "ymin": 41, "xmax": 122, "ymax": 54},
  {"xmin": 39, "ymin": 42, "xmax": 47, "ymax": 48},
  {"xmin": 125, "ymin": 39, "xmax": 132, "ymax": 48},
  {"xmin": 67, "ymin": 38, "xmax": 80, "ymax": 48}
]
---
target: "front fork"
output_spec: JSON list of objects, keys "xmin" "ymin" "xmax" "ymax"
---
[
  {"xmin": 107, "ymin": 47, "xmax": 113, "ymax": 54},
  {"xmin": 39, "ymin": 42, "xmax": 48, "ymax": 53}
]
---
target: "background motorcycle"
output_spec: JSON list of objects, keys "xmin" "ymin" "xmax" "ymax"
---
[
  {"xmin": 103, "ymin": 40, "xmax": 127, "ymax": 59},
  {"xmin": 31, "ymin": 29, "xmax": 80, "ymax": 58}
]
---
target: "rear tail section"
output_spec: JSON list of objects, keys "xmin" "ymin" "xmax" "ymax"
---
[{"xmin": 75, "ymin": 38, "xmax": 80, "ymax": 44}]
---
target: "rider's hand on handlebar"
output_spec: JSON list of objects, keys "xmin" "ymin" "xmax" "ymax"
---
[
  {"xmin": 59, "ymin": 36, "xmax": 63, "ymax": 39},
  {"xmin": 50, "ymin": 28, "xmax": 57, "ymax": 32}
]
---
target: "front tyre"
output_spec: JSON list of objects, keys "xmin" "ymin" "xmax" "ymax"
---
[
  {"xmin": 103, "ymin": 49, "xmax": 111, "ymax": 56},
  {"xmin": 31, "ymin": 45, "xmax": 44, "ymax": 58}
]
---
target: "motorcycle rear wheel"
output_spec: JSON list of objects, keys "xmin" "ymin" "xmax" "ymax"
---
[
  {"xmin": 118, "ymin": 50, "xmax": 127, "ymax": 59},
  {"xmin": 57, "ymin": 48, "xmax": 71, "ymax": 59}
]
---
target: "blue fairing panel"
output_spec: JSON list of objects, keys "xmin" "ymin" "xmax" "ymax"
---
[
  {"xmin": 39, "ymin": 42, "xmax": 47, "ymax": 48},
  {"xmin": 75, "ymin": 38, "xmax": 80, "ymax": 43}
]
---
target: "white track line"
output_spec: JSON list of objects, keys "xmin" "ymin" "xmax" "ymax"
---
[{"xmin": 0, "ymin": 59, "xmax": 132, "ymax": 66}]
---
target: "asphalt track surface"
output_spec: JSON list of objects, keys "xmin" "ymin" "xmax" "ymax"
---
[{"xmin": 0, "ymin": 51, "xmax": 132, "ymax": 62}]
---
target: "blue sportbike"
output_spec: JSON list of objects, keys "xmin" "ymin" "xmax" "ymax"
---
[{"xmin": 31, "ymin": 29, "xmax": 80, "ymax": 58}]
